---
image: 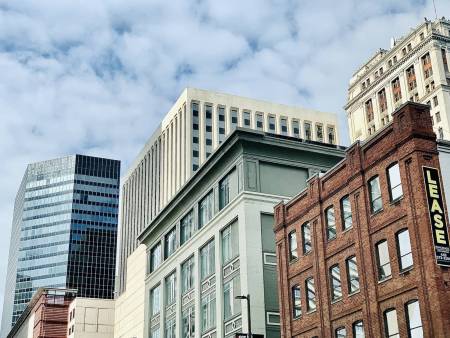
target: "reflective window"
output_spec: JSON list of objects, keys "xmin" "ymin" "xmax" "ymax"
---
[
  {"xmin": 150, "ymin": 285, "xmax": 160, "ymax": 316},
  {"xmin": 335, "ymin": 327, "xmax": 346, "ymax": 338},
  {"xmin": 326, "ymin": 206, "xmax": 336, "ymax": 240},
  {"xmin": 219, "ymin": 168, "xmax": 238, "ymax": 210},
  {"xmin": 340, "ymin": 195, "xmax": 352, "ymax": 230},
  {"xmin": 292, "ymin": 284, "xmax": 301, "ymax": 318},
  {"xmin": 346, "ymin": 256, "xmax": 360, "ymax": 293},
  {"xmin": 330, "ymin": 265, "xmax": 342, "ymax": 301},
  {"xmin": 164, "ymin": 227, "xmax": 177, "ymax": 259},
  {"xmin": 180, "ymin": 209, "xmax": 195, "ymax": 245},
  {"xmin": 406, "ymin": 300, "xmax": 423, "ymax": 337},
  {"xmin": 182, "ymin": 306, "xmax": 195, "ymax": 338},
  {"xmin": 181, "ymin": 256, "xmax": 194, "ymax": 294},
  {"xmin": 223, "ymin": 276, "xmax": 241, "ymax": 320},
  {"xmin": 199, "ymin": 190, "xmax": 214, "ymax": 228},
  {"xmin": 150, "ymin": 243, "xmax": 162, "ymax": 273},
  {"xmin": 384, "ymin": 309, "xmax": 400, "ymax": 338},
  {"xmin": 201, "ymin": 292, "xmax": 216, "ymax": 332},
  {"xmin": 302, "ymin": 222, "xmax": 312, "ymax": 254},
  {"xmin": 369, "ymin": 176, "xmax": 382, "ymax": 213},
  {"xmin": 353, "ymin": 321, "xmax": 365, "ymax": 338},
  {"xmin": 151, "ymin": 328, "xmax": 160, "ymax": 338},
  {"xmin": 200, "ymin": 240, "xmax": 215, "ymax": 280},
  {"xmin": 396, "ymin": 229, "xmax": 413, "ymax": 271},
  {"xmin": 222, "ymin": 222, "xmax": 239, "ymax": 264},
  {"xmin": 288, "ymin": 231, "xmax": 298, "ymax": 261},
  {"xmin": 165, "ymin": 272, "xmax": 176, "ymax": 306},
  {"xmin": 306, "ymin": 277, "xmax": 316, "ymax": 312},
  {"xmin": 387, "ymin": 163, "xmax": 403, "ymax": 201},
  {"xmin": 376, "ymin": 240, "xmax": 391, "ymax": 281},
  {"xmin": 165, "ymin": 318, "xmax": 176, "ymax": 338}
]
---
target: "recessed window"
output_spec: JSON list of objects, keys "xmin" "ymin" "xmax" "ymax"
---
[
  {"xmin": 436, "ymin": 111, "xmax": 441, "ymax": 123},
  {"xmin": 292, "ymin": 119, "xmax": 300, "ymax": 138},
  {"xmin": 165, "ymin": 318, "xmax": 176, "ymax": 338},
  {"xmin": 405, "ymin": 300, "xmax": 423, "ymax": 337},
  {"xmin": 433, "ymin": 96, "xmax": 439, "ymax": 107},
  {"xmin": 199, "ymin": 190, "xmax": 214, "ymax": 228},
  {"xmin": 181, "ymin": 256, "xmax": 194, "ymax": 294},
  {"xmin": 384, "ymin": 308, "xmax": 399, "ymax": 338},
  {"xmin": 165, "ymin": 272, "xmax": 176, "ymax": 306},
  {"xmin": 218, "ymin": 106, "xmax": 226, "ymax": 144},
  {"xmin": 268, "ymin": 115, "xmax": 276, "ymax": 132},
  {"xmin": 150, "ymin": 243, "xmax": 162, "ymax": 273},
  {"xmin": 368, "ymin": 176, "xmax": 382, "ymax": 213},
  {"xmin": 223, "ymin": 276, "xmax": 241, "ymax": 320},
  {"xmin": 346, "ymin": 256, "xmax": 360, "ymax": 293},
  {"xmin": 256, "ymin": 112, "xmax": 264, "ymax": 131},
  {"xmin": 222, "ymin": 222, "xmax": 239, "ymax": 264},
  {"xmin": 280, "ymin": 117, "xmax": 288, "ymax": 135},
  {"xmin": 305, "ymin": 277, "xmax": 316, "ymax": 312},
  {"xmin": 396, "ymin": 229, "xmax": 413, "ymax": 271},
  {"xmin": 326, "ymin": 206, "xmax": 336, "ymax": 240},
  {"xmin": 201, "ymin": 292, "xmax": 216, "ymax": 332},
  {"xmin": 180, "ymin": 209, "xmax": 195, "ymax": 245},
  {"xmin": 292, "ymin": 284, "xmax": 301, "ymax": 318},
  {"xmin": 316, "ymin": 123, "xmax": 324, "ymax": 142},
  {"xmin": 230, "ymin": 108, "xmax": 239, "ymax": 129},
  {"xmin": 302, "ymin": 222, "xmax": 312, "ymax": 254},
  {"xmin": 352, "ymin": 321, "xmax": 365, "ymax": 338},
  {"xmin": 164, "ymin": 227, "xmax": 177, "ymax": 259},
  {"xmin": 243, "ymin": 110, "xmax": 251, "ymax": 127},
  {"xmin": 335, "ymin": 327, "xmax": 346, "ymax": 338},
  {"xmin": 376, "ymin": 240, "xmax": 391, "ymax": 281},
  {"xmin": 329, "ymin": 264, "xmax": 342, "ymax": 301},
  {"xmin": 150, "ymin": 285, "xmax": 161, "ymax": 316},
  {"xmin": 200, "ymin": 240, "xmax": 215, "ymax": 280},
  {"xmin": 304, "ymin": 122, "xmax": 312, "ymax": 140},
  {"xmin": 387, "ymin": 163, "xmax": 403, "ymax": 202},
  {"xmin": 219, "ymin": 168, "xmax": 238, "ymax": 210},
  {"xmin": 288, "ymin": 231, "xmax": 298, "ymax": 261},
  {"xmin": 182, "ymin": 306, "xmax": 195, "ymax": 338},
  {"xmin": 328, "ymin": 126, "xmax": 336, "ymax": 144},
  {"xmin": 340, "ymin": 195, "xmax": 352, "ymax": 230}
]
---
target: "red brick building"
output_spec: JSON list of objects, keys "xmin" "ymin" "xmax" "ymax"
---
[{"xmin": 274, "ymin": 102, "xmax": 450, "ymax": 338}]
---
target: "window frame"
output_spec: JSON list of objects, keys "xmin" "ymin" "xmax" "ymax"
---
[
  {"xmin": 340, "ymin": 195, "xmax": 353, "ymax": 230},
  {"xmin": 288, "ymin": 230, "xmax": 298, "ymax": 262},
  {"xmin": 302, "ymin": 222, "xmax": 312, "ymax": 254},
  {"xmin": 405, "ymin": 299, "xmax": 423, "ymax": 337},
  {"xmin": 305, "ymin": 277, "xmax": 316, "ymax": 312},
  {"xmin": 329, "ymin": 264, "xmax": 342, "ymax": 302},
  {"xmin": 346, "ymin": 255, "xmax": 360, "ymax": 294},
  {"xmin": 376, "ymin": 240, "xmax": 392, "ymax": 281},
  {"xmin": 396, "ymin": 228, "xmax": 413, "ymax": 272},
  {"xmin": 368, "ymin": 175, "xmax": 383, "ymax": 213},
  {"xmin": 352, "ymin": 320, "xmax": 365, "ymax": 338},
  {"xmin": 326, "ymin": 206, "xmax": 337, "ymax": 241},
  {"xmin": 383, "ymin": 308, "xmax": 400, "ymax": 338},
  {"xmin": 291, "ymin": 284, "xmax": 302, "ymax": 319},
  {"xmin": 386, "ymin": 163, "xmax": 403, "ymax": 202}
]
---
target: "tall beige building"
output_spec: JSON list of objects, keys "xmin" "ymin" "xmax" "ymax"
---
[
  {"xmin": 117, "ymin": 87, "xmax": 340, "ymax": 295},
  {"xmin": 345, "ymin": 18, "xmax": 450, "ymax": 142}
]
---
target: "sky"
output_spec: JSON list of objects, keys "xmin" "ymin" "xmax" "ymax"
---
[{"xmin": 0, "ymin": 0, "xmax": 448, "ymax": 326}]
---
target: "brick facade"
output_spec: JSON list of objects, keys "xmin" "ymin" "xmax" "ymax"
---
[{"xmin": 274, "ymin": 102, "xmax": 450, "ymax": 338}]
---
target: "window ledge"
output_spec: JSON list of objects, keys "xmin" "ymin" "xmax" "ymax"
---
[
  {"xmin": 342, "ymin": 226, "xmax": 353, "ymax": 234},
  {"xmin": 370, "ymin": 208, "xmax": 384, "ymax": 217},
  {"xmin": 289, "ymin": 258, "xmax": 299, "ymax": 265},
  {"xmin": 348, "ymin": 290, "xmax": 360, "ymax": 297},
  {"xmin": 377, "ymin": 276, "xmax": 392, "ymax": 284},
  {"xmin": 390, "ymin": 196, "xmax": 404, "ymax": 205},
  {"xmin": 400, "ymin": 267, "xmax": 414, "ymax": 275},
  {"xmin": 331, "ymin": 297, "xmax": 343, "ymax": 305},
  {"xmin": 306, "ymin": 309, "xmax": 317, "ymax": 314},
  {"xmin": 327, "ymin": 236, "xmax": 337, "ymax": 242}
]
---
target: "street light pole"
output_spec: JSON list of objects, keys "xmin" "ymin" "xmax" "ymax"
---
[{"xmin": 236, "ymin": 294, "xmax": 252, "ymax": 338}]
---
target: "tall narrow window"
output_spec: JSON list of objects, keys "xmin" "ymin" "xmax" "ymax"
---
[
  {"xmin": 192, "ymin": 102, "xmax": 200, "ymax": 171},
  {"xmin": 201, "ymin": 293, "xmax": 216, "ymax": 332},
  {"xmin": 165, "ymin": 318, "xmax": 176, "ymax": 338},
  {"xmin": 164, "ymin": 227, "xmax": 177, "ymax": 259},
  {"xmin": 316, "ymin": 123, "xmax": 324, "ymax": 142},
  {"xmin": 150, "ymin": 285, "xmax": 160, "ymax": 316},
  {"xmin": 328, "ymin": 126, "xmax": 336, "ymax": 144},
  {"xmin": 222, "ymin": 222, "xmax": 239, "ymax": 264},
  {"xmin": 365, "ymin": 99, "xmax": 374, "ymax": 122},
  {"xmin": 223, "ymin": 276, "xmax": 241, "ymax": 320},
  {"xmin": 165, "ymin": 272, "xmax": 176, "ymax": 306},
  {"xmin": 346, "ymin": 256, "xmax": 360, "ymax": 293},
  {"xmin": 288, "ymin": 231, "xmax": 298, "ymax": 261},
  {"xmin": 304, "ymin": 122, "xmax": 312, "ymax": 140},
  {"xmin": 387, "ymin": 163, "xmax": 403, "ymax": 201},
  {"xmin": 405, "ymin": 300, "xmax": 423, "ymax": 337},
  {"xmin": 396, "ymin": 229, "xmax": 413, "ymax": 271},
  {"xmin": 335, "ymin": 327, "xmax": 346, "ymax": 338},
  {"xmin": 340, "ymin": 195, "xmax": 352, "ymax": 230},
  {"xmin": 378, "ymin": 89, "xmax": 387, "ymax": 113},
  {"xmin": 180, "ymin": 209, "xmax": 195, "ymax": 245},
  {"xmin": 392, "ymin": 78, "xmax": 402, "ymax": 103},
  {"xmin": 182, "ymin": 306, "xmax": 195, "ymax": 338},
  {"xmin": 199, "ymin": 190, "xmax": 214, "ymax": 228},
  {"xmin": 353, "ymin": 321, "xmax": 365, "ymax": 338},
  {"xmin": 200, "ymin": 240, "xmax": 215, "ymax": 280},
  {"xmin": 422, "ymin": 53, "xmax": 433, "ymax": 79},
  {"xmin": 181, "ymin": 256, "xmax": 194, "ymax": 294},
  {"xmin": 205, "ymin": 104, "xmax": 213, "ymax": 158},
  {"xmin": 268, "ymin": 115, "xmax": 276, "ymax": 132},
  {"xmin": 406, "ymin": 66, "xmax": 417, "ymax": 91},
  {"xmin": 305, "ymin": 277, "xmax": 316, "ymax": 312},
  {"xmin": 376, "ymin": 240, "xmax": 391, "ymax": 281},
  {"xmin": 243, "ymin": 110, "xmax": 251, "ymax": 127},
  {"xmin": 219, "ymin": 168, "xmax": 238, "ymax": 210},
  {"xmin": 256, "ymin": 112, "xmax": 264, "ymax": 131},
  {"xmin": 368, "ymin": 176, "xmax": 382, "ymax": 213},
  {"xmin": 218, "ymin": 106, "xmax": 226, "ymax": 144},
  {"xmin": 442, "ymin": 48, "xmax": 448, "ymax": 72},
  {"xmin": 302, "ymin": 222, "xmax": 312, "ymax": 254},
  {"xmin": 292, "ymin": 284, "xmax": 301, "ymax": 318},
  {"xmin": 292, "ymin": 119, "xmax": 300, "ymax": 138},
  {"xmin": 151, "ymin": 328, "xmax": 160, "ymax": 338},
  {"xmin": 384, "ymin": 309, "xmax": 400, "ymax": 338},
  {"xmin": 150, "ymin": 243, "xmax": 162, "ymax": 273},
  {"xmin": 326, "ymin": 206, "xmax": 336, "ymax": 240},
  {"xmin": 330, "ymin": 265, "xmax": 342, "ymax": 301},
  {"xmin": 230, "ymin": 108, "xmax": 239, "ymax": 130},
  {"xmin": 280, "ymin": 117, "xmax": 288, "ymax": 135}
]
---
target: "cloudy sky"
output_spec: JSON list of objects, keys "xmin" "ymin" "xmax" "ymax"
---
[{"xmin": 0, "ymin": 0, "xmax": 448, "ymax": 325}]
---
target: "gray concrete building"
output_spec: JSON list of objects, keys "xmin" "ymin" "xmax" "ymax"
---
[{"xmin": 138, "ymin": 128, "xmax": 345, "ymax": 338}]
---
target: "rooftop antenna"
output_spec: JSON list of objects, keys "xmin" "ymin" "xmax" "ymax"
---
[{"xmin": 433, "ymin": 0, "xmax": 438, "ymax": 20}]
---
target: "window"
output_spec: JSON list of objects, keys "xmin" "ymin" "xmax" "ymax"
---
[
  {"xmin": 219, "ymin": 168, "xmax": 238, "ymax": 210},
  {"xmin": 302, "ymin": 222, "xmax": 312, "ymax": 254},
  {"xmin": 201, "ymin": 293, "xmax": 216, "ymax": 332},
  {"xmin": 378, "ymin": 89, "xmax": 387, "ymax": 113},
  {"xmin": 268, "ymin": 115, "xmax": 276, "ymax": 132},
  {"xmin": 192, "ymin": 102, "xmax": 200, "ymax": 171},
  {"xmin": 150, "ymin": 285, "xmax": 160, "ymax": 316},
  {"xmin": 218, "ymin": 106, "xmax": 226, "ymax": 144},
  {"xmin": 288, "ymin": 231, "xmax": 298, "ymax": 261},
  {"xmin": 306, "ymin": 277, "xmax": 316, "ymax": 312},
  {"xmin": 438, "ymin": 127, "xmax": 444, "ymax": 139},
  {"xmin": 243, "ymin": 110, "xmax": 251, "ymax": 127},
  {"xmin": 164, "ymin": 227, "xmax": 177, "ymax": 259},
  {"xmin": 328, "ymin": 126, "xmax": 336, "ymax": 144},
  {"xmin": 396, "ymin": 229, "xmax": 413, "ymax": 271},
  {"xmin": 405, "ymin": 300, "xmax": 423, "ymax": 337},
  {"xmin": 402, "ymin": 47, "xmax": 407, "ymax": 56},
  {"xmin": 433, "ymin": 96, "xmax": 438, "ymax": 107},
  {"xmin": 407, "ymin": 43, "xmax": 412, "ymax": 51},
  {"xmin": 223, "ymin": 276, "xmax": 241, "ymax": 320},
  {"xmin": 181, "ymin": 210, "xmax": 195, "ymax": 245},
  {"xmin": 442, "ymin": 48, "xmax": 448, "ymax": 72},
  {"xmin": 182, "ymin": 306, "xmax": 195, "ymax": 338},
  {"xmin": 392, "ymin": 78, "xmax": 402, "ymax": 102},
  {"xmin": 387, "ymin": 163, "xmax": 403, "ymax": 201},
  {"xmin": 384, "ymin": 309, "xmax": 400, "ymax": 338},
  {"xmin": 280, "ymin": 117, "xmax": 288, "ymax": 135},
  {"xmin": 346, "ymin": 256, "xmax": 360, "ymax": 293},
  {"xmin": 199, "ymin": 190, "xmax": 214, "ymax": 228},
  {"xmin": 151, "ymin": 328, "xmax": 160, "ymax": 338},
  {"xmin": 304, "ymin": 122, "xmax": 312, "ymax": 140},
  {"xmin": 436, "ymin": 112, "xmax": 441, "ymax": 123},
  {"xmin": 150, "ymin": 243, "xmax": 162, "ymax": 273},
  {"xmin": 165, "ymin": 272, "xmax": 176, "ymax": 306},
  {"xmin": 329, "ymin": 265, "xmax": 342, "ymax": 301},
  {"xmin": 365, "ymin": 99, "xmax": 374, "ymax": 122},
  {"xmin": 393, "ymin": 55, "xmax": 397, "ymax": 64},
  {"xmin": 368, "ymin": 176, "xmax": 382, "ymax": 213},
  {"xmin": 316, "ymin": 123, "xmax": 324, "ymax": 142},
  {"xmin": 165, "ymin": 318, "xmax": 176, "ymax": 338},
  {"xmin": 181, "ymin": 256, "xmax": 194, "ymax": 294},
  {"xmin": 340, "ymin": 195, "xmax": 352, "ymax": 230},
  {"xmin": 200, "ymin": 240, "xmax": 215, "ymax": 280},
  {"xmin": 376, "ymin": 240, "xmax": 392, "ymax": 281},
  {"xmin": 292, "ymin": 120, "xmax": 300, "ymax": 138},
  {"xmin": 256, "ymin": 112, "xmax": 264, "ymax": 130},
  {"xmin": 222, "ymin": 222, "xmax": 239, "ymax": 264},
  {"xmin": 326, "ymin": 206, "xmax": 336, "ymax": 240},
  {"xmin": 292, "ymin": 284, "xmax": 301, "ymax": 318},
  {"xmin": 205, "ymin": 104, "xmax": 213, "ymax": 158},
  {"xmin": 335, "ymin": 327, "xmax": 346, "ymax": 338},
  {"xmin": 422, "ymin": 53, "xmax": 433, "ymax": 79},
  {"xmin": 353, "ymin": 321, "xmax": 365, "ymax": 338},
  {"xmin": 230, "ymin": 108, "xmax": 239, "ymax": 130},
  {"xmin": 406, "ymin": 66, "xmax": 417, "ymax": 91}
]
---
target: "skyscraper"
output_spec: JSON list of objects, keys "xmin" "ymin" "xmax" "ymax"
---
[
  {"xmin": 0, "ymin": 155, "xmax": 120, "ymax": 337},
  {"xmin": 346, "ymin": 18, "xmax": 450, "ymax": 142}
]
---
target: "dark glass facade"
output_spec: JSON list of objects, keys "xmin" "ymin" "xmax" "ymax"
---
[{"xmin": 1, "ymin": 155, "xmax": 120, "ymax": 335}]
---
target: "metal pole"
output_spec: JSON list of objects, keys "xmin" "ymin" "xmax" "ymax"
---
[{"xmin": 247, "ymin": 294, "xmax": 252, "ymax": 338}]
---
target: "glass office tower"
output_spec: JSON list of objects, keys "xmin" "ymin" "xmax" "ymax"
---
[{"xmin": 0, "ymin": 155, "xmax": 120, "ymax": 337}]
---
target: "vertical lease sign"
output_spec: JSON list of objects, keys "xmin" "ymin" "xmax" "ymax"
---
[{"xmin": 423, "ymin": 166, "xmax": 450, "ymax": 266}]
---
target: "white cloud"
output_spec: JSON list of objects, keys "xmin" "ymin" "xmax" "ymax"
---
[{"xmin": 0, "ymin": 0, "xmax": 448, "ymax": 327}]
